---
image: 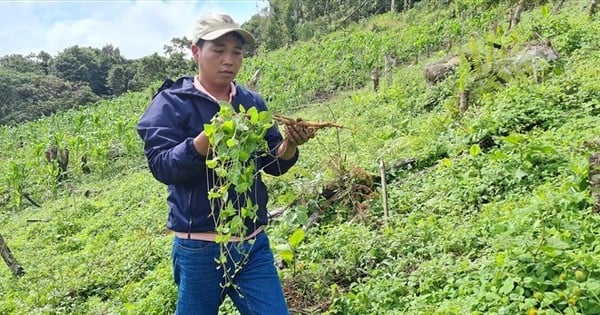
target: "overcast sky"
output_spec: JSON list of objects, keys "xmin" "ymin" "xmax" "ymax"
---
[{"xmin": 0, "ymin": 0, "xmax": 268, "ymax": 59}]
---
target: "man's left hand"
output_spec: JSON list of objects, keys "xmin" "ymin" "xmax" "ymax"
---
[{"xmin": 284, "ymin": 123, "xmax": 316, "ymax": 146}]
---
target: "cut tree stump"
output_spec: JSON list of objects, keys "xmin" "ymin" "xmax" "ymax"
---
[{"xmin": 0, "ymin": 232, "xmax": 25, "ymax": 276}]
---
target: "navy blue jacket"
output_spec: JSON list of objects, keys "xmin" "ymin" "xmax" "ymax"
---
[{"xmin": 137, "ymin": 76, "xmax": 298, "ymax": 234}]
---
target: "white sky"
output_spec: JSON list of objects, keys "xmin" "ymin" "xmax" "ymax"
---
[{"xmin": 0, "ymin": 0, "xmax": 268, "ymax": 59}]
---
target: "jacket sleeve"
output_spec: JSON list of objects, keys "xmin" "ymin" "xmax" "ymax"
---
[
  {"xmin": 251, "ymin": 93, "xmax": 299, "ymax": 176},
  {"xmin": 137, "ymin": 93, "xmax": 207, "ymax": 185}
]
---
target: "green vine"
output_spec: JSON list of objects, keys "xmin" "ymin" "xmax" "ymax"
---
[{"xmin": 203, "ymin": 101, "xmax": 274, "ymax": 287}]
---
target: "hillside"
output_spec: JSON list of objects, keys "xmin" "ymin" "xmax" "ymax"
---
[{"xmin": 1, "ymin": 1, "xmax": 600, "ymax": 314}]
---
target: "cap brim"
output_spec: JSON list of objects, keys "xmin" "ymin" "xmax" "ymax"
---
[{"xmin": 201, "ymin": 28, "xmax": 256, "ymax": 45}]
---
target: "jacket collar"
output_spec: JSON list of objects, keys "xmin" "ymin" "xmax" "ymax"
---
[{"xmin": 157, "ymin": 76, "xmax": 256, "ymax": 108}]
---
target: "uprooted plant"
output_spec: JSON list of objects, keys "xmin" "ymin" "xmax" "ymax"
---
[
  {"xmin": 203, "ymin": 103, "xmax": 346, "ymax": 290},
  {"xmin": 203, "ymin": 101, "xmax": 272, "ymax": 291}
]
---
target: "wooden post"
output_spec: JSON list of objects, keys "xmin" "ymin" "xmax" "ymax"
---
[
  {"xmin": 589, "ymin": 153, "xmax": 600, "ymax": 213},
  {"xmin": 509, "ymin": 2, "xmax": 523, "ymax": 30},
  {"xmin": 0, "ymin": 233, "xmax": 25, "ymax": 277},
  {"xmin": 591, "ymin": 0, "xmax": 598, "ymax": 17},
  {"xmin": 379, "ymin": 160, "xmax": 389, "ymax": 221},
  {"xmin": 384, "ymin": 54, "xmax": 394, "ymax": 86},
  {"xmin": 459, "ymin": 90, "xmax": 469, "ymax": 115},
  {"xmin": 391, "ymin": 0, "xmax": 397, "ymax": 13},
  {"xmin": 371, "ymin": 67, "xmax": 380, "ymax": 92},
  {"xmin": 553, "ymin": 0, "xmax": 566, "ymax": 12},
  {"xmin": 247, "ymin": 69, "xmax": 261, "ymax": 91}
]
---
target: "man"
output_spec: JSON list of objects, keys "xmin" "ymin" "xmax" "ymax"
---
[{"xmin": 137, "ymin": 12, "xmax": 314, "ymax": 315}]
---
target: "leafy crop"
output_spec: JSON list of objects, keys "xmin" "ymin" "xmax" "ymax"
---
[{"xmin": 202, "ymin": 101, "xmax": 273, "ymax": 288}]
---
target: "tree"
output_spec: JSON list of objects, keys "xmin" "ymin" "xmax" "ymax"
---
[
  {"xmin": 242, "ymin": 10, "xmax": 269, "ymax": 56},
  {"xmin": 256, "ymin": 0, "xmax": 394, "ymax": 49},
  {"xmin": 128, "ymin": 53, "xmax": 170, "ymax": 91},
  {"xmin": 0, "ymin": 68, "xmax": 99, "ymax": 125},
  {"xmin": 164, "ymin": 36, "xmax": 193, "ymax": 56},
  {"xmin": 0, "ymin": 54, "xmax": 42, "ymax": 74},
  {"xmin": 264, "ymin": 0, "xmax": 286, "ymax": 51},
  {"xmin": 101, "ymin": 44, "xmax": 123, "ymax": 60},
  {"xmin": 283, "ymin": 0, "xmax": 298, "ymax": 44},
  {"xmin": 166, "ymin": 52, "xmax": 195, "ymax": 79},
  {"xmin": 51, "ymin": 45, "xmax": 125, "ymax": 96},
  {"xmin": 36, "ymin": 51, "xmax": 53, "ymax": 75},
  {"xmin": 107, "ymin": 64, "xmax": 133, "ymax": 95}
]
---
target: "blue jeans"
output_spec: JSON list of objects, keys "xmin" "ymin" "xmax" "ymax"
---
[{"xmin": 172, "ymin": 232, "xmax": 289, "ymax": 315}]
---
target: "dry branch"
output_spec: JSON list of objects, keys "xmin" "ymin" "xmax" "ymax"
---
[{"xmin": 23, "ymin": 193, "xmax": 41, "ymax": 208}]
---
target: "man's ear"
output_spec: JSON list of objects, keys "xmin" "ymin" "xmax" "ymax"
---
[{"xmin": 191, "ymin": 45, "xmax": 200, "ymax": 60}]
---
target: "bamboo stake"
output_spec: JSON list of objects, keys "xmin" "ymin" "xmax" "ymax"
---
[{"xmin": 379, "ymin": 160, "xmax": 389, "ymax": 221}]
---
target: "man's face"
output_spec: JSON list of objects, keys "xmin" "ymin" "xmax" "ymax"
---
[{"xmin": 193, "ymin": 33, "xmax": 243, "ymax": 87}]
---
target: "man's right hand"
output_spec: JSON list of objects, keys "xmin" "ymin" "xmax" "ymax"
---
[{"xmin": 193, "ymin": 132, "xmax": 211, "ymax": 156}]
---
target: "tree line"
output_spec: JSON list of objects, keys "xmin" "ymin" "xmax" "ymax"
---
[
  {"xmin": 0, "ymin": 39, "xmax": 195, "ymax": 125},
  {"xmin": 244, "ymin": 0, "xmax": 402, "ymax": 51},
  {"xmin": 0, "ymin": 0, "xmax": 428, "ymax": 126}
]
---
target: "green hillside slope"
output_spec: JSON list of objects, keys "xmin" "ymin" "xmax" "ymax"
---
[{"xmin": 1, "ymin": 1, "xmax": 599, "ymax": 314}]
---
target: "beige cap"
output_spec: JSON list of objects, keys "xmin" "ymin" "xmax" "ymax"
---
[{"xmin": 192, "ymin": 13, "xmax": 256, "ymax": 45}]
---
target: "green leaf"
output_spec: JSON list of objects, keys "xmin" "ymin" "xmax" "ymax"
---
[
  {"xmin": 279, "ymin": 250, "xmax": 294, "ymax": 264},
  {"xmin": 203, "ymin": 124, "xmax": 215, "ymax": 137},
  {"xmin": 540, "ymin": 5, "xmax": 549, "ymax": 18},
  {"xmin": 469, "ymin": 144, "xmax": 481, "ymax": 157},
  {"xmin": 288, "ymin": 228, "xmax": 305, "ymax": 248},
  {"xmin": 215, "ymin": 234, "xmax": 230, "ymax": 244},
  {"xmin": 247, "ymin": 107, "xmax": 259, "ymax": 122},
  {"xmin": 238, "ymin": 151, "xmax": 250, "ymax": 161},
  {"xmin": 499, "ymin": 278, "xmax": 514, "ymax": 295},
  {"xmin": 222, "ymin": 120, "xmax": 235, "ymax": 133},
  {"xmin": 275, "ymin": 244, "xmax": 294, "ymax": 264},
  {"xmin": 215, "ymin": 166, "xmax": 227, "ymax": 177},
  {"xmin": 515, "ymin": 169, "xmax": 528, "ymax": 180},
  {"xmin": 541, "ymin": 292, "xmax": 558, "ymax": 307},
  {"xmin": 502, "ymin": 134, "xmax": 525, "ymax": 146},
  {"xmin": 229, "ymin": 216, "xmax": 243, "ymax": 231},
  {"xmin": 440, "ymin": 158, "xmax": 453, "ymax": 168},
  {"xmin": 226, "ymin": 138, "xmax": 237, "ymax": 147},
  {"xmin": 206, "ymin": 158, "xmax": 219, "ymax": 169}
]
